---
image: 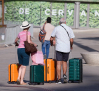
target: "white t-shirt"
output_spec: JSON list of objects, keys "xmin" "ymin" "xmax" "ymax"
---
[{"xmin": 51, "ymin": 24, "xmax": 75, "ymax": 53}]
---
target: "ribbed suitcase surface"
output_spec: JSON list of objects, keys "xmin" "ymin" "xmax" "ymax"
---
[
  {"xmin": 8, "ymin": 63, "xmax": 20, "ymax": 83},
  {"xmin": 69, "ymin": 58, "xmax": 83, "ymax": 82},
  {"xmin": 44, "ymin": 59, "xmax": 57, "ymax": 82},
  {"xmin": 30, "ymin": 65, "xmax": 44, "ymax": 84}
]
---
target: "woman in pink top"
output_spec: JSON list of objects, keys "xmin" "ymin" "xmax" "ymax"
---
[{"xmin": 15, "ymin": 21, "xmax": 37, "ymax": 85}]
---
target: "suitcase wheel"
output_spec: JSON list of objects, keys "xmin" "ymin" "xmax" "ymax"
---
[
  {"xmin": 29, "ymin": 82, "xmax": 44, "ymax": 85},
  {"xmin": 8, "ymin": 81, "xmax": 16, "ymax": 84},
  {"xmin": 39, "ymin": 82, "xmax": 44, "ymax": 85},
  {"xmin": 29, "ymin": 83, "xmax": 37, "ymax": 85},
  {"xmin": 48, "ymin": 81, "xmax": 52, "ymax": 83},
  {"xmin": 68, "ymin": 81, "xmax": 73, "ymax": 83}
]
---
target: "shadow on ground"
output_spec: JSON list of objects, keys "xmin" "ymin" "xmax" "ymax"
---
[{"xmin": 74, "ymin": 41, "xmax": 99, "ymax": 52}]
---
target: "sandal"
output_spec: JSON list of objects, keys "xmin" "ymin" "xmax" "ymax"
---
[
  {"xmin": 16, "ymin": 80, "xmax": 20, "ymax": 85},
  {"xmin": 20, "ymin": 82, "xmax": 27, "ymax": 85}
]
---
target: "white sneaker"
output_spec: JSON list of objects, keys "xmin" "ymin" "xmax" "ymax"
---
[
  {"xmin": 63, "ymin": 74, "xmax": 68, "ymax": 83},
  {"xmin": 56, "ymin": 79, "xmax": 62, "ymax": 84}
]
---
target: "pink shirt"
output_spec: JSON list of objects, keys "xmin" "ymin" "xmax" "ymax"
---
[{"xmin": 17, "ymin": 31, "xmax": 30, "ymax": 48}]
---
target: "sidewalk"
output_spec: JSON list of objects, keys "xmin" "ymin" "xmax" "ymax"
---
[{"xmin": 0, "ymin": 29, "xmax": 99, "ymax": 91}]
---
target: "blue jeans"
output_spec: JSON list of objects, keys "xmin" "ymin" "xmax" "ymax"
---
[{"xmin": 42, "ymin": 40, "xmax": 50, "ymax": 58}]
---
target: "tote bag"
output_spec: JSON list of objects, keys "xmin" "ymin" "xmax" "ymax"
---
[{"xmin": 31, "ymin": 51, "xmax": 44, "ymax": 65}]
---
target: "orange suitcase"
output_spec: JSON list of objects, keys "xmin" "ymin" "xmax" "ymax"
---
[
  {"xmin": 8, "ymin": 63, "xmax": 20, "ymax": 83},
  {"xmin": 44, "ymin": 59, "xmax": 57, "ymax": 82}
]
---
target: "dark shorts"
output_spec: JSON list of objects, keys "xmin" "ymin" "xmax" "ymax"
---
[
  {"xmin": 56, "ymin": 51, "xmax": 69, "ymax": 61},
  {"xmin": 17, "ymin": 48, "xmax": 30, "ymax": 66}
]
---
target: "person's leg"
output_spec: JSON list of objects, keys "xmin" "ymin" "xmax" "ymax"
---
[
  {"xmin": 62, "ymin": 53, "xmax": 69, "ymax": 83},
  {"xmin": 62, "ymin": 61, "xmax": 67, "ymax": 75},
  {"xmin": 62, "ymin": 53, "xmax": 69, "ymax": 75},
  {"xmin": 57, "ymin": 61, "xmax": 62, "ymax": 80},
  {"xmin": 42, "ymin": 43, "xmax": 45, "ymax": 55},
  {"xmin": 17, "ymin": 48, "xmax": 23, "ymax": 84},
  {"xmin": 20, "ymin": 65, "xmax": 26, "ymax": 84},
  {"xmin": 46, "ymin": 41, "xmax": 50, "ymax": 58},
  {"xmin": 17, "ymin": 65, "xmax": 22, "ymax": 81},
  {"xmin": 56, "ymin": 51, "xmax": 62, "ymax": 83},
  {"xmin": 19, "ymin": 48, "xmax": 29, "ymax": 85}
]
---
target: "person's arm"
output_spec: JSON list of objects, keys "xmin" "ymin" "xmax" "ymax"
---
[
  {"xmin": 28, "ymin": 35, "xmax": 38, "ymax": 47},
  {"xmin": 50, "ymin": 27, "xmax": 56, "ymax": 46},
  {"xmin": 50, "ymin": 36, "xmax": 56, "ymax": 46},
  {"xmin": 70, "ymin": 38, "xmax": 74, "ymax": 50},
  {"xmin": 15, "ymin": 37, "xmax": 19, "ymax": 43}
]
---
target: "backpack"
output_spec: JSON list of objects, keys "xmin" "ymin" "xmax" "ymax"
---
[{"xmin": 39, "ymin": 24, "xmax": 46, "ymax": 43}]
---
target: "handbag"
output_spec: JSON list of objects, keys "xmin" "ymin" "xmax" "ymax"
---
[
  {"xmin": 31, "ymin": 51, "xmax": 44, "ymax": 65},
  {"xmin": 24, "ymin": 31, "xmax": 37, "ymax": 53},
  {"xmin": 15, "ymin": 42, "xmax": 19, "ymax": 46}
]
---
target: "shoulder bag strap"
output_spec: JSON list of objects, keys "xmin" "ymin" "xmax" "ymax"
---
[
  {"xmin": 43, "ymin": 23, "xmax": 46, "ymax": 30},
  {"xmin": 60, "ymin": 25, "xmax": 70, "ymax": 38}
]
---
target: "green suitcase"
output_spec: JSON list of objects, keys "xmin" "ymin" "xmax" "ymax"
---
[
  {"xmin": 29, "ymin": 65, "xmax": 44, "ymax": 85},
  {"xmin": 69, "ymin": 58, "xmax": 83, "ymax": 83}
]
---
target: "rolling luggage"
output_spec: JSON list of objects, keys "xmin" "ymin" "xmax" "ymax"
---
[
  {"xmin": 29, "ymin": 65, "xmax": 44, "ymax": 85},
  {"xmin": 8, "ymin": 63, "xmax": 20, "ymax": 84},
  {"xmin": 44, "ymin": 59, "xmax": 57, "ymax": 82},
  {"xmin": 69, "ymin": 58, "xmax": 83, "ymax": 83}
]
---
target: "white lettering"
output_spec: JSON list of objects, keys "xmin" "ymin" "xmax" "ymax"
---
[
  {"xmin": 58, "ymin": 9, "xmax": 63, "ymax": 16},
  {"xmin": 81, "ymin": 10, "xmax": 86, "ymax": 16},
  {"xmin": 45, "ymin": 9, "xmax": 50, "ymax": 15},
  {"xmin": 25, "ymin": 8, "xmax": 29, "ymax": 14},
  {"xmin": 68, "ymin": 10, "xmax": 73, "ymax": 16},
  {"xmin": 95, "ymin": 11, "xmax": 99, "ymax": 16},
  {"xmin": 52, "ymin": 9, "xmax": 57, "ymax": 16},
  {"xmin": 19, "ymin": 8, "xmax": 24, "ymax": 14}
]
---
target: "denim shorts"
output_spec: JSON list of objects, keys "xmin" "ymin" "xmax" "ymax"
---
[
  {"xmin": 17, "ymin": 48, "xmax": 30, "ymax": 66},
  {"xmin": 56, "ymin": 51, "xmax": 69, "ymax": 61}
]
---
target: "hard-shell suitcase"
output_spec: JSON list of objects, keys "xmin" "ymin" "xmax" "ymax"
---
[
  {"xmin": 44, "ymin": 59, "xmax": 57, "ymax": 82},
  {"xmin": 8, "ymin": 63, "xmax": 20, "ymax": 84},
  {"xmin": 69, "ymin": 58, "xmax": 83, "ymax": 83},
  {"xmin": 29, "ymin": 65, "xmax": 44, "ymax": 85}
]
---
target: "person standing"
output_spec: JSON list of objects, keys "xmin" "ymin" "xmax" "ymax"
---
[
  {"xmin": 50, "ymin": 18, "xmax": 75, "ymax": 84},
  {"xmin": 41, "ymin": 17, "xmax": 55, "ymax": 59},
  {"xmin": 15, "ymin": 21, "xmax": 37, "ymax": 85}
]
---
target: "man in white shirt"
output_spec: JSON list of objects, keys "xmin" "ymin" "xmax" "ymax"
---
[{"xmin": 50, "ymin": 18, "xmax": 75, "ymax": 84}]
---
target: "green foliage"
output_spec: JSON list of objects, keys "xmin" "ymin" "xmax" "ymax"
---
[
  {"xmin": 51, "ymin": 2, "xmax": 65, "ymax": 26},
  {"xmin": 4, "ymin": 1, "xmax": 99, "ymax": 28},
  {"xmin": 41, "ymin": 2, "xmax": 51, "ymax": 26},
  {"xmin": 66, "ymin": 3, "xmax": 74, "ymax": 26},
  {"xmin": 79, "ymin": 4, "xmax": 87, "ymax": 27},
  {"xmin": 89, "ymin": 4, "xmax": 99, "ymax": 28}
]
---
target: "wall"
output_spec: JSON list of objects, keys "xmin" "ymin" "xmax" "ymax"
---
[{"xmin": 4, "ymin": 1, "xmax": 99, "ymax": 28}]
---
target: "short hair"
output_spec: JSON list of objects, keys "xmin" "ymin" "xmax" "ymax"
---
[
  {"xmin": 60, "ymin": 18, "xmax": 66, "ymax": 24},
  {"xmin": 47, "ymin": 17, "xmax": 51, "ymax": 23}
]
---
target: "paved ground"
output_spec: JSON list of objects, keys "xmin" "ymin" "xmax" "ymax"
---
[{"xmin": 0, "ymin": 29, "xmax": 99, "ymax": 91}]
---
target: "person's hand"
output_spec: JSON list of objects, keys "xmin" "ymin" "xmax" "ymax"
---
[
  {"xmin": 34, "ymin": 44, "xmax": 38, "ymax": 47},
  {"xmin": 53, "ymin": 40, "xmax": 56, "ymax": 46},
  {"xmin": 71, "ymin": 47, "xmax": 73, "ymax": 50}
]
